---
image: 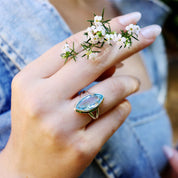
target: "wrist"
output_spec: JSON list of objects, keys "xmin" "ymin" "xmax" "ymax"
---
[{"xmin": 0, "ymin": 142, "xmax": 25, "ymax": 178}]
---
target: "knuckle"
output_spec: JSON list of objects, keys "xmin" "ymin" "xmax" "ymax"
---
[
  {"xmin": 26, "ymin": 95, "xmax": 44, "ymax": 118},
  {"xmin": 110, "ymin": 77, "xmax": 125, "ymax": 94},
  {"xmin": 117, "ymin": 100, "xmax": 131, "ymax": 119},
  {"xmin": 11, "ymin": 73, "xmax": 24, "ymax": 90},
  {"xmin": 89, "ymin": 46, "xmax": 110, "ymax": 66},
  {"xmin": 72, "ymin": 135, "xmax": 91, "ymax": 161}
]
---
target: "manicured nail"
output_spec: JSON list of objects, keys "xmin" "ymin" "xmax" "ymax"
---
[
  {"xmin": 163, "ymin": 145, "xmax": 174, "ymax": 159},
  {"xmin": 127, "ymin": 77, "xmax": 140, "ymax": 93},
  {"xmin": 141, "ymin": 25, "xmax": 162, "ymax": 39},
  {"xmin": 119, "ymin": 12, "xmax": 142, "ymax": 26}
]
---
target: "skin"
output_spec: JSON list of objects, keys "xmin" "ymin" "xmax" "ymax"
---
[
  {"xmin": 0, "ymin": 12, "xmax": 160, "ymax": 177},
  {"xmin": 51, "ymin": 0, "xmax": 152, "ymax": 92}
]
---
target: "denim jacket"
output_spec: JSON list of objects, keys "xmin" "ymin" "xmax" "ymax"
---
[{"xmin": 0, "ymin": 0, "xmax": 172, "ymax": 177}]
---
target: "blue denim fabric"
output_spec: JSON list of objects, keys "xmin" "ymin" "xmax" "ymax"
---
[{"xmin": 0, "ymin": 0, "xmax": 172, "ymax": 177}]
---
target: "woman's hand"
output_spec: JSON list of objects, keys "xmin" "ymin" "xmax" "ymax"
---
[{"xmin": 0, "ymin": 12, "xmax": 161, "ymax": 178}]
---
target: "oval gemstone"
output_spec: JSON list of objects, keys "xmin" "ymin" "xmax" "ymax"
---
[{"xmin": 75, "ymin": 94, "xmax": 104, "ymax": 113}]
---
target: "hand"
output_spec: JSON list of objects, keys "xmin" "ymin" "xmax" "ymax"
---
[
  {"xmin": 0, "ymin": 12, "xmax": 160, "ymax": 178},
  {"xmin": 163, "ymin": 146, "xmax": 178, "ymax": 178}
]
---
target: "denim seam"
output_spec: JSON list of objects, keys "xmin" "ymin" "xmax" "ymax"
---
[
  {"xmin": 130, "ymin": 109, "xmax": 167, "ymax": 127},
  {"xmin": 0, "ymin": 49, "xmax": 18, "ymax": 78},
  {"xmin": 129, "ymin": 106, "xmax": 163, "ymax": 122},
  {"xmin": 127, "ymin": 120, "xmax": 160, "ymax": 178},
  {"xmin": 0, "ymin": 35, "xmax": 26, "ymax": 70},
  {"xmin": 95, "ymin": 155, "xmax": 118, "ymax": 178}
]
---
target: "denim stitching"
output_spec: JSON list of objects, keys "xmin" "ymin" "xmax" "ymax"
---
[
  {"xmin": 130, "ymin": 109, "xmax": 167, "ymax": 127},
  {"xmin": 127, "ymin": 120, "xmax": 160, "ymax": 178},
  {"xmin": 0, "ymin": 49, "xmax": 18, "ymax": 78},
  {"xmin": 129, "ymin": 106, "xmax": 163, "ymax": 122},
  {"xmin": 0, "ymin": 35, "xmax": 26, "ymax": 70},
  {"xmin": 95, "ymin": 155, "xmax": 118, "ymax": 178}
]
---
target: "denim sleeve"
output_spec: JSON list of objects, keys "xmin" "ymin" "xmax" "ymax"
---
[
  {"xmin": 0, "ymin": 110, "xmax": 11, "ymax": 151},
  {"xmin": 0, "ymin": 47, "xmax": 18, "ymax": 151}
]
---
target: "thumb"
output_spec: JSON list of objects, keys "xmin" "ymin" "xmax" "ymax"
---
[{"xmin": 163, "ymin": 145, "xmax": 178, "ymax": 175}]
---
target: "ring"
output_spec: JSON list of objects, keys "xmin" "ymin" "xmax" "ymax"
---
[{"xmin": 75, "ymin": 93, "xmax": 104, "ymax": 119}]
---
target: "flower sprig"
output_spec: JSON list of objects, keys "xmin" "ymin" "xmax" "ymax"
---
[
  {"xmin": 61, "ymin": 9, "xmax": 140, "ymax": 63},
  {"xmin": 61, "ymin": 42, "xmax": 78, "ymax": 63}
]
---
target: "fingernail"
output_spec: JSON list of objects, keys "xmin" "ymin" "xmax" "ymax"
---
[
  {"xmin": 132, "ymin": 76, "xmax": 141, "ymax": 86},
  {"xmin": 163, "ymin": 145, "xmax": 174, "ymax": 159},
  {"xmin": 128, "ymin": 77, "xmax": 140, "ymax": 93},
  {"xmin": 119, "ymin": 12, "xmax": 141, "ymax": 26},
  {"xmin": 141, "ymin": 25, "xmax": 162, "ymax": 39}
]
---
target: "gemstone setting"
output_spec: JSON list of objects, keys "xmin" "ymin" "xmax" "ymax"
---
[{"xmin": 75, "ymin": 94, "xmax": 104, "ymax": 113}]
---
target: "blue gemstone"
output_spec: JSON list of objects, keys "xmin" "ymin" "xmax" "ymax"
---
[{"xmin": 75, "ymin": 94, "xmax": 104, "ymax": 113}]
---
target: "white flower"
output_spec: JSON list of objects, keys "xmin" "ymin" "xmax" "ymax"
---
[
  {"xmin": 85, "ymin": 50, "xmax": 97, "ymax": 59},
  {"xmin": 126, "ymin": 24, "xmax": 135, "ymax": 34},
  {"xmin": 113, "ymin": 33, "xmax": 126, "ymax": 45},
  {"xmin": 87, "ymin": 31, "xmax": 94, "ymax": 39},
  {"xmin": 87, "ymin": 25, "xmax": 96, "ymax": 33},
  {"xmin": 105, "ymin": 34, "xmax": 112, "ymax": 44},
  {"xmin": 89, "ymin": 52, "xmax": 97, "ymax": 60},
  {"xmin": 112, "ymin": 33, "xmax": 118, "ymax": 42},
  {"xmin": 133, "ymin": 25, "xmax": 140, "ymax": 35},
  {"xmin": 126, "ymin": 24, "xmax": 141, "ymax": 35},
  {"xmin": 96, "ymin": 25, "xmax": 106, "ymax": 36},
  {"xmin": 63, "ymin": 43, "xmax": 70, "ymax": 53},
  {"xmin": 126, "ymin": 43, "xmax": 131, "ymax": 48},
  {"xmin": 90, "ymin": 34, "xmax": 100, "ymax": 44},
  {"xmin": 94, "ymin": 15, "xmax": 102, "ymax": 26},
  {"xmin": 121, "ymin": 37, "xmax": 126, "ymax": 43}
]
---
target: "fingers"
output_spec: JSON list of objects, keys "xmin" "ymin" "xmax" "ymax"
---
[
  {"xmin": 85, "ymin": 100, "xmax": 131, "ymax": 151},
  {"xmin": 69, "ymin": 75, "xmax": 139, "ymax": 129},
  {"xmin": 49, "ymin": 24, "xmax": 161, "ymax": 98},
  {"xmin": 74, "ymin": 75, "xmax": 139, "ymax": 114},
  {"xmin": 24, "ymin": 12, "xmax": 142, "ymax": 78},
  {"xmin": 163, "ymin": 146, "xmax": 178, "ymax": 175}
]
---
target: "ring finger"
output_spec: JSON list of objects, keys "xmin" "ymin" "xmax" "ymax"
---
[{"xmin": 68, "ymin": 75, "xmax": 140, "ymax": 129}]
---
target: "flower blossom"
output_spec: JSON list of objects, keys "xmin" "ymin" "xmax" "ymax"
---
[
  {"xmin": 61, "ymin": 9, "xmax": 141, "ymax": 63},
  {"xmin": 126, "ymin": 24, "xmax": 135, "ymax": 34},
  {"xmin": 90, "ymin": 34, "xmax": 100, "ymax": 44},
  {"xmin": 89, "ymin": 52, "xmax": 97, "ymax": 60},
  {"xmin": 105, "ymin": 34, "xmax": 113, "ymax": 44},
  {"xmin": 126, "ymin": 24, "xmax": 141, "ymax": 35},
  {"xmin": 134, "ymin": 25, "xmax": 141, "ymax": 35},
  {"xmin": 94, "ymin": 16, "xmax": 102, "ymax": 26},
  {"xmin": 63, "ymin": 43, "xmax": 70, "ymax": 53}
]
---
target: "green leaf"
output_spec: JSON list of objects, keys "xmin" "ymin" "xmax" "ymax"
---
[
  {"xmin": 84, "ymin": 32, "xmax": 88, "ymax": 36},
  {"xmin": 102, "ymin": 8, "xmax": 105, "ymax": 19},
  {"xmin": 73, "ymin": 42, "xmax": 75, "ymax": 50},
  {"xmin": 82, "ymin": 54, "xmax": 87, "ymax": 57},
  {"xmin": 92, "ymin": 51, "xmax": 101, "ymax": 53},
  {"xmin": 132, "ymin": 36, "xmax": 139, "ymax": 41},
  {"xmin": 103, "ymin": 19, "xmax": 111, "ymax": 23},
  {"xmin": 87, "ymin": 20, "xmax": 94, "ymax": 22}
]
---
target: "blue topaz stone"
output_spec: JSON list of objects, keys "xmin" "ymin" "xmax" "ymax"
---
[{"xmin": 75, "ymin": 94, "xmax": 104, "ymax": 113}]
